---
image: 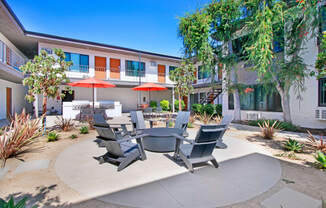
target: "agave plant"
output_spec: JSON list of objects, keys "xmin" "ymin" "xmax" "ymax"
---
[
  {"xmin": 195, "ymin": 112, "xmax": 214, "ymax": 124},
  {"xmin": 284, "ymin": 138, "xmax": 303, "ymax": 153},
  {"xmin": 47, "ymin": 131, "xmax": 59, "ymax": 142},
  {"xmin": 0, "ymin": 110, "xmax": 42, "ymax": 167},
  {"xmin": 307, "ymin": 131, "xmax": 326, "ymax": 154},
  {"xmin": 0, "ymin": 196, "xmax": 37, "ymax": 208},
  {"xmin": 79, "ymin": 126, "xmax": 89, "ymax": 134},
  {"xmin": 55, "ymin": 117, "xmax": 74, "ymax": 132},
  {"xmin": 258, "ymin": 120, "xmax": 280, "ymax": 139},
  {"xmin": 315, "ymin": 151, "xmax": 326, "ymax": 169},
  {"xmin": 213, "ymin": 115, "xmax": 222, "ymax": 124}
]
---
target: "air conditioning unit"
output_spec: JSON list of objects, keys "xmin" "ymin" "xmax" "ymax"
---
[
  {"xmin": 150, "ymin": 61, "xmax": 157, "ymax": 66},
  {"xmin": 246, "ymin": 112, "xmax": 261, "ymax": 120},
  {"xmin": 315, "ymin": 109, "xmax": 326, "ymax": 120}
]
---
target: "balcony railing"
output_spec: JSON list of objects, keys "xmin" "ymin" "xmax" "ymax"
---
[
  {"xmin": 125, "ymin": 69, "xmax": 145, "ymax": 77},
  {"xmin": 68, "ymin": 65, "xmax": 89, "ymax": 73},
  {"xmin": 0, "ymin": 40, "xmax": 26, "ymax": 72},
  {"xmin": 95, "ymin": 66, "xmax": 107, "ymax": 72}
]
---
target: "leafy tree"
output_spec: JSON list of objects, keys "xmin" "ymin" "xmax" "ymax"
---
[
  {"xmin": 245, "ymin": 0, "xmax": 320, "ymax": 122},
  {"xmin": 178, "ymin": 0, "xmax": 244, "ymax": 121},
  {"xmin": 316, "ymin": 32, "xmax": 326, "ymax": 78},
  {"xmin": 169, "ymin": 60, "xmax": 196, "ymax": 111},
  {"xmin": 20, "ymin": 48, "xmax": 71, "ymax": 129}
]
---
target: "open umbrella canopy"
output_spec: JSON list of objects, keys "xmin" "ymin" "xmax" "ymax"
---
[
  {"xmin": 67, "ymin": 77, "xmax": 116, "ymax": 88},
  {"xmin": 132, "ymin": 82, "xmax": 167, "ymax": 91}
]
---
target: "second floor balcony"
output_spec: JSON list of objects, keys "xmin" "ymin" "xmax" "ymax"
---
[{"xmin": 0, "ymin": 40, "xmax": 26, "ymax": 72}]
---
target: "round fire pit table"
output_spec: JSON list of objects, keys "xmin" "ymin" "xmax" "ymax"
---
[{"xmin": 140, "ymin": 128, "xmax": 183, "ymax": 152}]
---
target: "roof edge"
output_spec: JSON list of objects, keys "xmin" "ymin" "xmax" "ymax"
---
[{"xmin": 25, "ymin": 31, "xmax": 182, "ymax": 60}]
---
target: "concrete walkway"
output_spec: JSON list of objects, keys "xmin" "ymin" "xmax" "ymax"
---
[{"xmin": 55, "ymin": 128, "xmax": 281, "ymax": 208}]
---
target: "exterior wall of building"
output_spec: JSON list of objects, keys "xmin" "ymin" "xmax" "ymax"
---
[
  {"xmin": 35, "ymin": 42, "xmax": 176, "ymax": 114},
  {"xmin": 38, "ymin": 42, "xmax": 179, "ymax": 84},
  {"xmin": 222, "ymin": 36, "xmax": 326, "ymax": 129},
  {"xmin": 36, "ymin": 86, "xmax": 173, "ymax": 113},
  {"xmin": 0, "ymin": 78, "xmax": 31, "ymax": 119},
  {"xmin": 0, "ymin": 32, "xmax": 31, "ymax": 120}
]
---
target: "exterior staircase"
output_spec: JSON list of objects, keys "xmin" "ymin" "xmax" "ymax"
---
[{"xmin": 200, "ymin": 88, "xmax": 222, "ymax": 104}]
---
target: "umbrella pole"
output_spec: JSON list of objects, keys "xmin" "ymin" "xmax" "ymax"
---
[{"xmin": 92, "ymin": 85, "xmax": 95, "ymax": 115}]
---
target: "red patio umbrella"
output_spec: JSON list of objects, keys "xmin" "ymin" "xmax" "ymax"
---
[
  {"xmin": 132, "ymin": 82, "xmax": 167, "ymax": 104},
  {"xmin": 68, "ymin": 77, "xmax": 116, "ymax": 113}
]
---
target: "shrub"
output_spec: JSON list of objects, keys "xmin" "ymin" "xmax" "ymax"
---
[
  {"xmin": 55, "ymin": 117, "xmax": 74, "ymax": 131},
  {"xmin": 0, "ymin": 196, "xmax": 37, "ymax": 208},
  {"xmin": 213, "ymin": 115, "xmax": 222, "ymax": 124},
  {"xmin": 70, "ymin": 134, "xmax": 78, "ymax": 139},
  {"xmin": 258, "ymin": 120, "xmax": 280, "ymax": 139},
  {"xmin": 191, "ymin": 104, "xmax": 202, "ymax": 114},
  {"xmin": 248, "ymin": 119, "xmax": 298, "ymax": 132},
  {"xmin": 47, "ymin": 131, "xmax": 59, "ymax": 142},
  {"xmin": 307, "ymin": 131, "xmax": 326, "ymax": 154},
  {"xmin": 284, "ymin": 138, "xmax": 303, "ymax": 152},
  {"xmin": 0, "ymin": 110, "xmax": 42, "ymax": 167},
  {"xmin": 195, "ymin": 112, "xmax": 214, "ymax": 124},
  {"xmin": 160, "ymin": 100, "xmax": 170, "ymax": 111},
  {"xmin": 202, "ymin": 104, "xmax": 215, "ymax": 115},
  {"xmin": 80, "ymin": 126, "xmax": 89, "ymax": 134},
  {"xmin": 174, "ymin": 100, "xmax": 185, "ymax": 111},
  {"xmin": 84, "ymin": 116, "xmax": 95, "ymax": 130},
  {"xmin": 215, "ymin": 104, "xmax": 222, "ymax": 116},
  {"xmin": 315, "ymin": 151, "xmax": 326, "ymax": 169},
  {"xmin": 188, "ymin": 115, "xmax": 195, "ymax": 128},
  {"xmin": 149, "ymin": 100, "xmax": 158, "ymax": 109}
]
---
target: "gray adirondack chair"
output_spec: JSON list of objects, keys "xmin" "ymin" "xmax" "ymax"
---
[
  {"xmin": 215, "ymin": 114, "xmax": 233, "ymax": 149},
  {"xmin": 166, "ymin": 111, "xmax": 190, "ymax": 136},
  {"xmin": 174, "ymin": 111, "xmax": 190, "ymax": 136},
  {"xmin": 173, "ymin": 125, "xmax": 226, "ymax": 173},
  {"xmin": 130, "ymin": 111, "xmax": 147, "ymax": 130},
  {"xmin": 94, "ymin": 124, "xmax": 148, "ymax": 171},
  {"xmin": 93, "ymin": 113, "xmax": 128, "ymax": 139}
]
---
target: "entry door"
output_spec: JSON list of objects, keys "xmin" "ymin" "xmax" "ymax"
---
[
  {"xmin": 6, "ymin": 87, "xmax": 12, "ymax": 118},
  {"xmin": 110, "ymin": 58, "xmax": 120, "ymax": 79},
  {"xmin": 158, "ymin": 64, "xmax": 165, "ymax": 83},
  {"xmin": 95, "ymin": 56, "xmax": 107, "ymax": 79}
]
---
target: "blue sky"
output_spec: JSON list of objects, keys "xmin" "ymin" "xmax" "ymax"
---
[{"xmin": 7, "ymin": 0, "xmax": 210, "ymax": 57}]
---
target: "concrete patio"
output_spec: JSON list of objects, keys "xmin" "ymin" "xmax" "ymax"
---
[
  {"xmin": 55, "ymin": 129, "xmax": 280, "ymax": 208},
  {"xmin": 1, "ymin": 120, "xmax": 325, "ymax": 208}
]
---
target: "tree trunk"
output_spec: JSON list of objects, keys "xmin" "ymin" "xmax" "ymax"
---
[
  {"xmin": 42, "ymin": 94, "xmax": 47, "ymax": 130},
  {"xmin": 227, "ymin": 40, "xmax": 241, "ymax": 122},
  {"xmin": 233, "ymin": 88, "xmax": 241, "ymax": 122},
  {"xmin": 178, "ymin": 95, "xmax": 182, "ymax": 111},
  {"xmin": 279, "ymin": 90, "xmax": 292, "ymax": 123}
]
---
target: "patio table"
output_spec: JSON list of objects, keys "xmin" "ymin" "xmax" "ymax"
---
[{"xmin": 140, "ymin": 128, "xmax": 183, "ymax": 152}]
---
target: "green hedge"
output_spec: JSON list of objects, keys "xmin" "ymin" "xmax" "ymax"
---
[
  {"xmin": 248, "ymin": 119, "xmax": 299, "ymax": 132},
  {"xmin": 215, "ymin": 104, "xmax": 222, "ymax": 116},
  {"xmin": 202, "ymin": 104, "xmax": 215, "ymax": 115},
  {"xmin": 160, "ymin": 100, "xmax": 170, "ymax": 111},
  {"xmin": 149, "ymin": 100, "xmax": 157, "ymax": 108},
  {"xmin": 175, "ymin": 100, "xmax": 185, "ymax": 111},
  {"xmin": 191, "ymin": 104, "xmax": 202, "ymax": 114}
]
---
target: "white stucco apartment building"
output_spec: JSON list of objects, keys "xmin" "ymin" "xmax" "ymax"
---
[{"xmin": 222, "ymin": 20, "xmax": 326, "ymax": 129}]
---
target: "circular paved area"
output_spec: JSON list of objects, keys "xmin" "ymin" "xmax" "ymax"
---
[{"xmin": 55, "ymin": 129, "xmax": 281, "ymax": 208}]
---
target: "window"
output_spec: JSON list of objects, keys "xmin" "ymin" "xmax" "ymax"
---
[
  {"xmin": 319, "ymin": 78, "xmax": 326, "ymax": 106},
  {"xmin": 169, "ymin": 66, "xmax": 177, "ymax": 77},
  {"xmin": 125, "ymin": 60, "xmax": 145, "ymax": 77},
  {"xmin": 198, "ymin": 66, "xmax": 210, "ymax": 80},
  {"xmin": 0, "ymin": 40, "xmax": 4, "ymax": 63},
  {"xmin": 228, "ymin": 85, "xmax": 282, "ymax": 112},
  {"xmin": 321, "ymin": 6, "xmax": 326, "ymax": 33},
  {"xmin": 64, "ymin": 52, "xmax": 89, "ymax": 72}
]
